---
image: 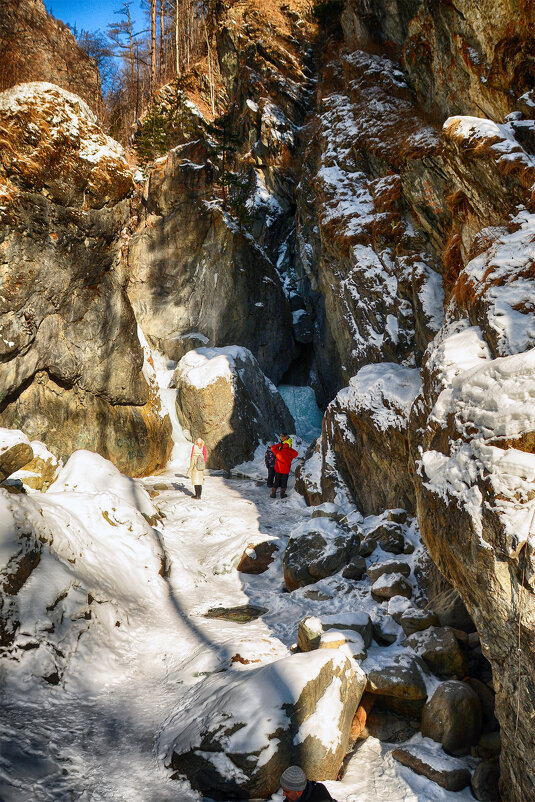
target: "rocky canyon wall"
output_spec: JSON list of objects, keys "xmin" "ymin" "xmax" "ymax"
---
[
  {"xmin": 297, "ymin": 1, "xmax": 535, "ymax": 799},
  {"xmin": 0, "ymin": 0, "xmax": 103, "ymax": 117},
  {"xmin": 0, "ymin": 83, "xmax": 172, "ymax": 475}
]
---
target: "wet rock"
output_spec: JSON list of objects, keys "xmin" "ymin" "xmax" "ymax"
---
[
  {"xmin": 403, "ymin": 627, "xmax": 467, "ymax": 678},
  {"xmin": 471, "ymin": 760, "xmax": 501, "ymax": 801},
  {"xmin": 422, "ymin": 681, "xmax": 482, "ymax": 756},
  {"xmin": 166, "ymin": 651, "xmax": 366, "ymax": 799},
  {"xmin": 237, "ymin": 541, "xmax": 278, "ymax": 574},
  {"xmin": 392, "ymin": 743, "xmax": 471, "ymax": 792},
  {"xmin": 372, "ymin": 573, "xmax": 413, "ymax": 601},
  {"xmin": 174, "ymin": 346, "xmax": 293, "ymax": 470},
  {"xmin": 367, "ymin": 560, "xmax": 411, "ymax": 583}
]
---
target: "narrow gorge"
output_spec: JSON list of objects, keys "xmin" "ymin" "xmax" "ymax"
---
[{"xmin": 0, "ymin": 0, "xmax": 534, "ymax": 800}]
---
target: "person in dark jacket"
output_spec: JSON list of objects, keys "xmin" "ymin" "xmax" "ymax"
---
[
  {"xmin": 270, "ymin": 436, "xmax": 298, "ymax": 499},
  {"xmin": 265, "ymin": 440, "xmax": 277, "ymax": 488},
  {"xmin": 280, "ymin": 765, "xmax": 337, "ymax": 801}
]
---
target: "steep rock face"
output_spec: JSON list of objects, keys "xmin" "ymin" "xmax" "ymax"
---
[
  {"xmin": 341, "ymin": 0, "xmax": 535, "ymax": 122},
  {"xmin": 128, "ymin": 144, "xmax": 294, "ymax": 382},
  {"xmin": 128, "ymin": 0, "xmax": 317, "ymax": 385},
  {"xmin": 408, "ymin": 115, "xmax": 535, "ymax": 801},
  {"xmin": 0, "ymin": 83, "xmax": 172, "ymax": 475},
  {"xmin": 295, "ymin": 42, "xmax": 445, "ymax": 403},
  {"xmin": 0, "ymin": 0, "xmax": 103, "ymax": 116},
  {"xmin": 298, "ymin": 363, "xmax": 420, "ymax": 513}
]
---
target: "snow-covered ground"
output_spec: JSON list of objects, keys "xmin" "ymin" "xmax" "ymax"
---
[
  {"xmin": 0, "ymin": 355, "xmax": 474, "ymax": 801},
  {"xmin": 0, "ymin": 446, "xmax": 475, "ymax": 801}
]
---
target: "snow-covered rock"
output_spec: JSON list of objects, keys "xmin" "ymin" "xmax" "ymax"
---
[
  {"xmin": 160, "ymin": 650, "xmax": 366, "ymax": 799},
  {"xmin": 283, "ymin": 516, "xmax": 359, "ymax": 591},
  {"xmin": 0, "ymin": 428, "xmax": 33, "ymax": 482},
  {"xmin": 174, "ymin": 346, "xmax": 294, "ymax": 469}
]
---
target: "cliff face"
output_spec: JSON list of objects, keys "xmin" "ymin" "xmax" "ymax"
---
[
  {"xmin": 342, "ymin": 0, "xmax": 535, "ymax": 121},
  {"xmin": 0, "ymin": 83, "xmax": 172, "ymax": 475},
  {"xmin": 0, "ymin": 0, "xmax": 103, "ymax": 116},
  {"xmin": 127, "ymin": 0, "xmax": 316, "ymax": 384},
  {"xmin": 296, "ymin": 2, "xmax": 535, "ymax": 799}
]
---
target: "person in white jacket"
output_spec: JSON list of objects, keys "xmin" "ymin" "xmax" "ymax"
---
[{"xmin": 187, "ymin": 438, "xmax": 206, "ymax": 499}]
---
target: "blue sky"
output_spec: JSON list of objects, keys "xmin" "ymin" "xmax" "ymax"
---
[{"xmin": 46, "ymin": 0, "xmax": 146, "ymax": 34}]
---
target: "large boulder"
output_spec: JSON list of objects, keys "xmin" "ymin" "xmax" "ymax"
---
[
  {"xmin": 174, "ymin": 346, "xmax": 294, "ymax": 470},
  {"xmin": 421, "ymin": 681, "xmax": 483, "ymax": 756},
  {"xmin": 0, "ymin": 83, "xmax": 172, "ymax": 476},
  {"xmin": 297, "ymin": 365, "xmax": 421, "ymax": 512},
  {"xmin": 403, "ymin": 627, "xmax": 466, "ymax": 678},
  {"xmin": 160, "ymin": 651, "xmax": 366, "ymax": 799}
]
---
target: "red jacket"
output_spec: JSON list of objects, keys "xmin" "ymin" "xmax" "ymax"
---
[{"xmin": 271, "ymin": 442, "xmax": 298, "ymax": 475}]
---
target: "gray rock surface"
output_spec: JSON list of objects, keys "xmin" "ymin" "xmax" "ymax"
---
[
  {"xmin": 422, "ymin": 681, "xmax": 483, "ymax": 756},
  {"xmin": 174, "ymin": 346, "xmax": 294, "ymax": 470},
  {"xmin": 0, "ymin": 83, "xmax": 172, "ymax": 476},
  {"xmin": 392, "ymin": 745, "xmax": 471, "ymax": 792}
]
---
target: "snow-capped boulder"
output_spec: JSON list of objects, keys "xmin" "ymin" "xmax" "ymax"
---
[
  {"xmin": 364, "ymin": 652, "xmax": 429, "ymax": 712},
  {"xmin": 174, "ymin": 346, "xmax": 294, "ymax": 470},
  {"xmin": 421, "ymin": 681, "xmax": 483, "ymax": 756},
  {"xmin": 283, "ymin": 517, "xmax": 359, "ymax": 591},
  {"xmin": 298, "ymin": 612, "xmax": 373, "ymax": 653},
  {"xmin": 391, "ymin": 742, "xmax": 471, "ymax": 792},
  {"xmin": 0, "ymin": 83, "xmax": 172, "ymax": 476},
  {"xmin": 298, "ymin": 364, "xmax": 420, "ymax": 514},
  {"xmin": 161, "ymin": 651, "xmax": 366, "ymax": 799},
  {"xmin": 0, "ymin": 429, "xmax": 33, "ymax": 482}
]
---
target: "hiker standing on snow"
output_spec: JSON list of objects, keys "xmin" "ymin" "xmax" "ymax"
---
[
  {"xmin": 265, "ymin": 438, "xmax": 278, "ymax": 488},
  {"xmin": 280, "ymin": 765, "xmax": 337, "ymax": 801},
  {"xmin": 187, "ymin": 437, "xmax": 206, "ymax": 499},
  {"xmin": 270, "ymin": 435, "xmax": 298, "ymax": 499}
]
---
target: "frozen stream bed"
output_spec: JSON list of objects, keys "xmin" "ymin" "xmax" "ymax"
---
[{"xmin": 0, "ymin": 450, "xmax": 476, "ymax": 801}]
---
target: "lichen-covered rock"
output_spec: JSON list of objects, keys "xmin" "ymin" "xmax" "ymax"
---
[
  {"xmin": 174, "ymin": 346, "xmax": 294, "ymax": 470},
  {"xmin": 161, "ymin": 651, "xmax": 366, "ymax": 799},
  {"xmin": 0, "ymin": 83, "xmax": 172, "ymax": 476},
  {"xmin": 422, "ymin": 681, "xmax": 483, "ymax": 756}
]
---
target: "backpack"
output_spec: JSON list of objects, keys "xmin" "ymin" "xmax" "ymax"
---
[
  {"xmin": 196, "ymin": 454, "xmax": 205, "ymax": 470},
  {"xmin": 265, "ymin": 447, "xmax": 276, "ymax": 469}
]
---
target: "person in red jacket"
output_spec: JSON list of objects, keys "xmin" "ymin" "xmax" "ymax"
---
[{"xmin": 270, "ymin": 435, "xmax": 298, "ymax": 499}]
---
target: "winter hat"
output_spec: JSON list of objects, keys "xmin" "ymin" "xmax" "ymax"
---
[{"xmin": 280, "ymin": 765, "xmax": 306, "ymax": 791}]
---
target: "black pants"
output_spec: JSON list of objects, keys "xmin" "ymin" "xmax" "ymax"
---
[
  {"xmin": 194, "ymin": 485, "xmax": 202, "ymax": 498},
  {"xmin": 273, "ymin": 472, "xmax": 288, "ymax": 490},
  {"xmin": 266, "ymin": 466, "xmax": 276, "ymax": 487}
]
